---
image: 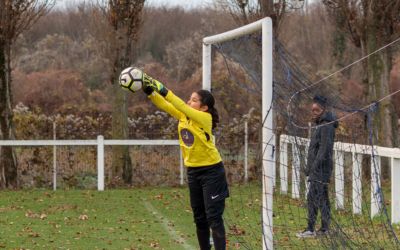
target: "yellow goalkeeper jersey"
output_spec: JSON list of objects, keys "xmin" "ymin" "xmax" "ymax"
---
[{"xmin": 149, "ymin": 91, "xmax": 222, "ymax": 167}]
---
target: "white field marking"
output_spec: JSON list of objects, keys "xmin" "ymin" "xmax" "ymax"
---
[{"xmin": 143, "ymin": 201, "xmax": 196, "ymax": 250}]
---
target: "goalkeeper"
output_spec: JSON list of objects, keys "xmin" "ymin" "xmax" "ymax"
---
[{"xmin": 124, "ymin": 70, "xmax": 229, "ymax": 250}]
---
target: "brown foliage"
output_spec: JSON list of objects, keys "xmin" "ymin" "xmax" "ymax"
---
[
  {"xmin": 12, "ymin": 70, "xmax": 89, "ymax": 114},
  {"xmin": 138, "ymin": 7, "xmax": 234, "ymax": 64},
  {"xmin": 165, "ymin": 31, "xmax": 203, "ymax": 81},
  {"xmin": 279, "ymin": 4, "xmax": 343, "ymax": 73},
  {"xmin": 7, "ymin": 3, "xmax": 400, "ymax": 187}
]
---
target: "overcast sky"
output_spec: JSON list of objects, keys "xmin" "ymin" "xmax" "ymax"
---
[{"xmin": 56, "ymin": 0, "xmax": 212, "ymax": 9}]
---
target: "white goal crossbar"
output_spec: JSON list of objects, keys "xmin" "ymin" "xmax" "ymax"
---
[
  {"xmin": 202, "ymin": 17, "xmax": 274, "ymax": 250},
  {"xmin": 0, "ymin": 136, "xmax": 182, "ymax": 191}
]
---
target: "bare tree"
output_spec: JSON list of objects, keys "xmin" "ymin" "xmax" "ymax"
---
[
  {"xmin": 98, "ymin": 0, "xmax": 145, "ymax": 185},
  {"xmin": 323, "ymin": 0, "xmax": 400, "ymax": 146},
  {"xmin": 216, "ymin": 0, "xmax": 305, "ymax": 35},
  {"xmin": 0, "ymin": 0, "xmax": 54, "ymax": 188}
]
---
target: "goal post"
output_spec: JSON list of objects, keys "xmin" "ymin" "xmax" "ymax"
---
[{"xmin": 202, "ymin": 17, "xmax": 274, "ymax": 250}]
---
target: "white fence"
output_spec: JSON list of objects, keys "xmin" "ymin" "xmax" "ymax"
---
[
  {"xmin": 0, "ymin": 136, "xmax": 182, "ymax": 191},
  {"xmin": 2, "ymin": 132, "xmax": 398, "ymax": 225},
  {"xmin": 280, "ymin": 134, "xmax": 400, "ymax": 224},
  {"xmin": 0, "ymin": 117, "xmax": 255, "ymax": 191}
]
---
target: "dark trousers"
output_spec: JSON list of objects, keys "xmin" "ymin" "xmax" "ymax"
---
[
  {"xmin": 187, "ymin": 162, "xmax": 229, "ymax": 250},
  {"xmin": 307, "ymin": 181, "xmax": 331, "ymax": 231}
]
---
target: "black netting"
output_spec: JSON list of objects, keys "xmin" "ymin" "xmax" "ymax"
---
[{"xmin": 211, "ymin": 31, "xmax": 400, "ymax": 249}]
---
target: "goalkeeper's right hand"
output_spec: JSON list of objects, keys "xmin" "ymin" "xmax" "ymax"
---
[{"xmin": 142, "ymin": 73, "xmax": 169, "ymax": 97}]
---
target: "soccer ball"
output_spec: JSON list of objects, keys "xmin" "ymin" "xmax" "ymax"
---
[{"xmin": 119, "ymin": 67, "xmax": 143, "ymax": 92}]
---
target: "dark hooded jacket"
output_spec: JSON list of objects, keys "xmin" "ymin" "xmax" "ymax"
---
[{"xmin": 306, "ymin": 111, "xmax": 338, "ymax": 183}]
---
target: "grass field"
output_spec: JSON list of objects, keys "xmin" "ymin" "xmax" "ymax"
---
[
  {"xmin": 0, "ymin": 183, "xmax": 399, "ymax": 249},
  {"xmin": 0, "ymin": 188, "xmax": 199, "ymax": 249}
]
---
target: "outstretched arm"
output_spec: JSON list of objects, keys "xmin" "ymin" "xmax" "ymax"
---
[
  {"xmin": 165, "ymin": 91, "xmax": 211, "ymax": 129},
  {"xmin": 119, "ymin": 68, "xmax": 210, "ymax": 126},
  {"xmin": 148, "ymin": 92, "xmax": 183, "ymax": 121},
  {"xmin": 142, "ymin": 71, "xmax": 211, "ymax": 129},
  {"xmin": 118, "ymin": 67, "xmax": 183, "ymax": 121}
]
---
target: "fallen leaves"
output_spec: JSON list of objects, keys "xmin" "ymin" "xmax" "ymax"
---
[
  {"xmin": 150, "ymin": 241, "xmax": 160, "ymax": 248},
  {"xmin": 25, "ymin": 210, "xmax": 47, "ymax": 220},
  {"xmin": 229, "ymin": 224, "xmax": 246, "ymax": 236},
  {"xmin": 21, "ymin": 227, "xmax": 40, "ymax": 238},
  {"xmin": 78, "ymin": 214, "xmax": 89, "ymax": 220},
  {"xmin": 154, "ymin": 194, "xmax": 163, "ymax": 200},
  {"xmin": 3, "ymin": 189, "xmax": 196, "ymax": 248}
]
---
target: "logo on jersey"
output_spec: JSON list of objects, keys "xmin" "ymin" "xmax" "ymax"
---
[{"xmin": 180, "ymin": 128, "xmax": 194, "ymax": 147}]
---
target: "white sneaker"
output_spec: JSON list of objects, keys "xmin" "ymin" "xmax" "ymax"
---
[{"xmin": 296, "ymin": 229, "xmax": 316, "ymax": 238}]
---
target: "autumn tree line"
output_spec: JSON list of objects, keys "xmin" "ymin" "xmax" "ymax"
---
[{"xmin": 0, "ymin": 0, "xmax": 399, "ymax": 188}]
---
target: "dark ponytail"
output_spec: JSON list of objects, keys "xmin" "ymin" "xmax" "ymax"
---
[
  {"xmin": 196, "ymin": 89, "xmax": 219, "ymax": 129},
  {"xmin": 208, "ymin": 106, "xmax": 219, "ymax": 130}
]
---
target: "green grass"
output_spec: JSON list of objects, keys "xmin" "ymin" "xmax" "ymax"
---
[
  {"xmin": 0, "ymin": 188, "xmax": 197, "ymax": 249},
  {"xmin": 0, "ymin": 184, "xmax": 399, "ymax": 249}
]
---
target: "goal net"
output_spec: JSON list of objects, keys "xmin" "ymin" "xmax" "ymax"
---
[{"xmin": 203, "ymin": 17, "xmax": 400, "ymax": 249}]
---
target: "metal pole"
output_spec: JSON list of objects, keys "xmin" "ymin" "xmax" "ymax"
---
[
  {"xmin": 335, "ymin": 151, "xmax": 344, "ymax": 209},
  {"xmin": 97, "ymin": 135, "xmax": 105, "ymax": 191},
  {"xmin": 392, "ymin": 158, "xmax": 400, "ymax": 224},
  {"xmin": 202, "ymin": 43, "xmax": 212, "ymax": 91},
  {"xmin": 292, "ymin": 145, "xmax": 301, "ymax": 199},
  {"xmin": 279, "ymin": 141, "xmax": 288, "ymax": 194},
  {"xmin": 53, "ymin": 121, "xmax": 57, "ymax": 191},
  {"xmin": 352, "ymin": 153, "xmax": 362, "ymax": 214},
  {"xmin": 262, "ymin": 18, "xmax": 274, "ymax": 250},
  {"xmin": 371, "ymin": 154, "xmax": 381, "ymax": 218}
]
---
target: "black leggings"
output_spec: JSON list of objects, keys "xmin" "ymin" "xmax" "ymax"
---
[{"xmin": 187, "ymin": 163, "xmax": 229, "ymax": 250}]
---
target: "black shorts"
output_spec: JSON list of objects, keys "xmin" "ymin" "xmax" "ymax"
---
[{"xmin": 187, "ymin": 162, "xmax": 229, "ymax": 223}]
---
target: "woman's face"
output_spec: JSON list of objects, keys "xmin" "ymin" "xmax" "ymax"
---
[{"xmin": 187, "ymin": 92, "xmax": 208, "ymax": 112}]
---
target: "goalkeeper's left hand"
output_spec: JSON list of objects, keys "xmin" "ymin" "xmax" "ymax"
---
[{"xmin": 142, "ymin": 73, "xmax": 169, "ymax": 97}]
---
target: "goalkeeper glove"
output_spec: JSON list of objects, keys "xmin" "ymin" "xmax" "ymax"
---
[{"xmin": 142, "ymin": 73, "xmax": 169, "ymax": 97}]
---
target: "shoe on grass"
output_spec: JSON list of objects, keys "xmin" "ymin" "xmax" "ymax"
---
[{"xmin": 296, "ymin": 229, "xmax": 316, "ymax": 238}]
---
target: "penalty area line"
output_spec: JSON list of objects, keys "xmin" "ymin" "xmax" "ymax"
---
[{"xmin": 143, "ymin": 201, "xmax": 196, "ymax": 250}]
